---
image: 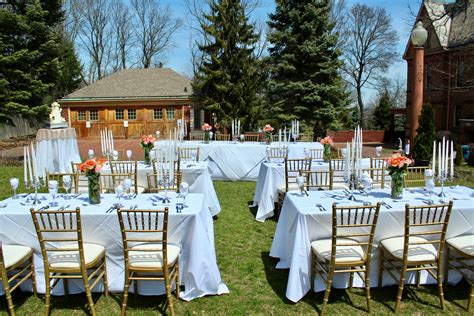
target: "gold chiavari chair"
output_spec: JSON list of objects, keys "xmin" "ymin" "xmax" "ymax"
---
[
  {"xmin": 277, "ymin": 158, "xmax": 311, "ymax": 214},
  {"xmin": 215, "ymin": 133, "xmax": 230, "ymax": 141},
  {"xmin": 147, "ymin": 172, "xmax": 181, "ymax": 193},
  {"xmin": 298, "ymin": 134, "xmax": 313, "ymax": 142},
  {"xmin": 299, "ymin": 170, "xmax": 333, "ymax": 191},
  {"xmin": 178, "ymin": 147, "xmax": 199, "ymax": 161},
  {"xmin": 404, "ymin": 166, "xmax": 430, "ymax": 187},
  {"xmin": 99, "ymin": 173, "xmax": 133, "ymax": 193},
  {"xmin": 117, "ymin": 208, "xmax": 180, "ymax": 316},
  {"xmin": 329, "ymin": 159, "xmax": 348, "ymax": 190},
  {"xmin": 370, "ymin": 157, "xmax": 386, "ymax": 169},
  {"xmin": 444, "ymin": 234, "xmax": 473, "ymax": 311},
  {"xmin": 71, "ymin": 162, "xmax": 89, "ymax": 193},
  {"xmin": 271, "ymin": 134, "xmax": 280, "ymax": 142},
  {"xmin": 244, "ymin": 134, "xmax": 260, "ymax": 142},
  {"xmin": 378, "ymin": 201, "xmax": 453, "ymax": 312},
  {"xmin": 306, "ymin": 148, "xmax": 324, "ymax": 160},
  {"xmin": 152, "ymin": 158, "xmax": 181, "ymax": 177},
  {"xmin": 46, "ymin": 172, "xmax": 77, "ymax": 194},
  {"xmin": 0, "ymin": 242, "xmax": 37, "ymax": 316},
  {"xmin": 30, "ymin": 207, "xmax": 108, "ymax": 316},
  {"xmin": 190, "ymin": 132, "xmax": 204, "ymax": 140},
  {"xmin": 265, "ymin": 147, "xmax": 288, "ymax": 162},
  {"xmin": 361, "ymin": 168, "xmax": 386, "ymax": 189},
  {"xmin": 311, "ymin": 203, "xmax": 381, "ymax": 315},
  {"xmin": 109, "ymin": 161, "xmax": 145, "ymax": 194}
]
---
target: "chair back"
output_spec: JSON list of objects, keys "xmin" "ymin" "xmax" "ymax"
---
[
  {"xmin": 300, "ymin": 170, "xmax": 333, "ymax": 191},
  {"xmin": 109, "ymin": 161, "xmax": 138, "ymax": 192},
  {"xmin": 329, "ymin": 159, "xmax": 346, "ymax": 171},
  {"xmin": 404, "ymin": 166, "xmax": 430, "ymax": 187},
  {"xmin": 330, "ymin": 203, "xmax": 381, "ymax": 264},
  {"xmin": 71, "ymin": 162, "xmax": 89, "ymax": 193},
  {"xmin": 152, "ymin": 158, "xmax": 180, "ymax": 176},
  {"xmin": 179, "ymin": 147, "xmax": 199, "ymax": 161},
  {"xmin": 266, "ymin": 147, "xmax": 288, "ymax": 161},
  {"xmin": 147, "ymin": 172, "xmax": 181, "ymax": 193},
  {"xmin": 117, "ymin": 208, "xmax": 170, "ymax": 270},
  {"xmin": 284, "ymin": 158, "xmax": 311, "ymax": 192},
  {"xmin": 30, "ymin": 208, "xmax": 84, "ymax": 270},
  {"xmin": 190, "ymin": 132, "xmax": 204, "ymax": 140},
  {"xmin": 402, "ymin": 202, "xmax": 453, "ymax": 262},
  {"xmin": 244, "ymin": 134, "xmax": 259, "ymax": 142},
  {"xmin": 46, "ymin": 172, "xmax": 77, "ymax": 194},
  {"xmin": 371, "ymin": 158, "xmax": 386, "ymax": 169},
  {"xmin": 298, "ymin": 134, "xmax": 313, "ymax": 142},
  {"xmin": 100, "ymin": 173, "xmax": 133, "ymax": 193},
  {"xmin": 215, "ymin": 133, "xmax": 230, "ymax": 141},
  {"xmin": 306, "ymin": 148, "xmax": 324, "ymax": 160}
]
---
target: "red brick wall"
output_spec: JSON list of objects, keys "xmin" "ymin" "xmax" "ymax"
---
[{"xmin": 327, "ymin": 130, "xmax": 385, "ymax": 143}]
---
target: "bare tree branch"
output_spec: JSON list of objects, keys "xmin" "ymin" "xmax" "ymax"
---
[{"xmin": 110, "ymin": 0, "xmax": 134, "ymax": 71}]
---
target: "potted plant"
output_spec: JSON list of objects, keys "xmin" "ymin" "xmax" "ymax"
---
[{"xmin": 412, "ymin": 103, "xmax": 435, "ymax": 166}]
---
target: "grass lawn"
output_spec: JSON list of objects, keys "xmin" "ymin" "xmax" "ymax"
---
[{"xmin": 0, "ymin": 165, "xmax": 473, "ymax": 315}]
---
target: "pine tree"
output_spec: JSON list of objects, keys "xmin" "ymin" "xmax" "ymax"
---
[
  {"xmin": 192, "ymin": 0, "xmax": 262, "ymax": 129},
  {"xmin": 372, "ymin": 90, "xmax": 392, "ymax": 131},
  {"xmin": 267, "ymin": 0, "xmax": 349, "ymax": 135},
  {"xmin": 413, "ymin": 103, "xmax": 436, "ymax": 163},
  {"xmin": 0, "ymin": 1, "xmax": 81, "ymax": 124}
]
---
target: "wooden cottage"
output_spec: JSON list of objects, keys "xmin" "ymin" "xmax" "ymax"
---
[{"xmin": 60, "ymin": 68, "xmax": 200, "ymax": 139}]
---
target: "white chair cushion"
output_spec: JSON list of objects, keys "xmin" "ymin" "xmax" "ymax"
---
[
  {"xmin": 447, "ymin": 235, "xmax": 474, "ymax": 257},
  {"xmin": 311, "ymin": 238, "xmax": 365, "ymax": 263},
  {"xmin": 2, "ymin": 245, "xmax": 32, "ymax": 269},
  {"xmin": 128, "ymin": 243, "xmax": 180, "ymax": 269},
  {"xmin": 380, "ymin": 236, "xmax": 437, "ymax": 262},
  {"xmin": 277, "ymin": 183, "xmax": 300, "ymax": 192},
  {"xmin": 49, "ymin": 243, "xmax": 105, "ymax": 269}
]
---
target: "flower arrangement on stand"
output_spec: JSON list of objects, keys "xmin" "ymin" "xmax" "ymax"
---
[
  {"xmin": 79, "ymin": 157, "xmax": 107, "ymax": 204},
  {"xmin": 140, "ymin": 135, "xmax": 157, "ymax": 165},
  {"xmin": 320, "ymin": 136, "xmax": 334, "ymax": 161},
  {"xmin": 202, "ymin": 123, "xmax": 212, "ymax": 143},
  {"xmin": 385, "ymin": 153, "xmax": 413, "ymax": 199},
  {"xmin": 263, "ymin": 124, "xmax": 274, "ymax": 144}
]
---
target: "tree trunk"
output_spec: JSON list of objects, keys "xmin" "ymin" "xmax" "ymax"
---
[{"xmin": 356, "ymin": 85, "xmax": 364, "ymax": 128}]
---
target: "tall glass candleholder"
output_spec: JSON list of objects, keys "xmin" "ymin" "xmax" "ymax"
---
[
  {"xmin": 159, "ymin": 173, "xmax": 172, "ymax": 204},
  {"xmin": 343, "ymin": 172, "xmax": 358, "ymax": 201},
  {"xmin": 437, "ymin": 171, "xmax": 451, "ymax": 197},
  {"xmin": 31, "ymin": 178, "xmax": 42, "ymax": 205}
]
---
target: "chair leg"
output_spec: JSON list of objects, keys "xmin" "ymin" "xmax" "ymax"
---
[
  {"xmin": 63, "ymin": 278, "xmax": 69, "ymax": 296},
  {"xmin": 321, "ymin": 265, "xmax": 335, "ymax": 316},
  {"xmin": 443, "ymin": 247, "xmax": 450, "ymax": 289},
  {"xmin": 44, "ymin": 273, "xmax": 51, "ymax": 316},
  {"xmin": 365, "ymin": 270, "xmax": 371, "ymax": 313},
  {"xmin": 378, "ymin": 248, "xmax": 384, "ymax": 288},
  {"xmin": 437, "ymin": 261, "xmax": 446, "ymax": 310},
  {"xmin": 349, "ymin": 268, "xmax": 354, "ymax": 290},
  {"xmin": 30, "ymin": 257, "xmax": 37, "ymax": 298},
  {"xmin": 1, "ymin": 272, "xmax": 15, "ymax": 316},
  {"xmin": 103, "ymin": 258, "xmax": 109, "ymax": 297},
  {"xmin": 394, "ymin": 266, "xmax": 407, "ymax": 312},
  {"xmin": 468, "ymin": 284, "xmax": 473, "ymax": 311},
  {"xmin": 416, "ymin": 268, "xmax": 421, "ymax": 288},
  {"xmin": 310, "ymin": 253, "xmax": 315, "ymax": 291},
  {"xmin": 133, "ymin": 279, "xmax": 138, "ymax": 297},
  {"xmin": 164, "ymin": 273, "xmax": 175, "ymax": 316},
  {"xmin": 121, "ymin": 270, "xmax": 130, "ymax": 316},
  {"xmin": 82, "ymin": 274, "xmax": 96, "ymax": 316},
  {"xmin": 175, "ymin": 261, "xmax": 180, "ymax": 299}
]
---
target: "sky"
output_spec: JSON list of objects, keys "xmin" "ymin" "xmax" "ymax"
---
[{"xmin": 157, "ymin": 0, "xmax": 422, "ymax": 103}]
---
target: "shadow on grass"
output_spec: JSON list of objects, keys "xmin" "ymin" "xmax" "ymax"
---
[
  {"xmin": 248, "ymin": 200, "xmax": 279, "ymax": 223},
  {"xmin": 260, "ymin": 251, "xmax": 292, "ymax": 304},
  {"xmin": 0, "ymin": 290, "xmax": 31, "ymax": 314}
]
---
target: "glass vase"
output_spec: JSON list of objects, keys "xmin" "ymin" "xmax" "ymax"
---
[
  {"xmin": 324, "ymin": 144, "xmax": 331, "ymax": 162},
  {"xmin": 144, "ymin": 147, "xmax": 151, "ymax": 165},
  {"xmin": 87, "ymin": 173, "xmax": 101, "ymax": 204},
  {"xmin": 204, "ymin": 132, "xmax": 210, "ymax": 144},
  {"xmin": 265, "ymin": 134, "xmax": 271, "ymax": 145},
  {"xmin": 390, "ymin": 172, "xmax": 405, "ymax": 199}
]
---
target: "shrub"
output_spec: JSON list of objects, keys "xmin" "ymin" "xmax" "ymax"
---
[
  {"xmin": 454, "ymin": 143, "xmax": 463, "ymax": 166},
  {"xmin": 412, "ymin": 103, "xmax": 435, "ymax": 164}
]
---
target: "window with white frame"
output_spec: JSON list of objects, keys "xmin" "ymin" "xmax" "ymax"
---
[
  {"xmin": 166, "ymin": 108, "xmax": 175, "ymax": 120},
  {"xmin": 127, "ymin": 109, "xmax": 136, "ymax": 120},
  {"xmin": 153, "ymin": 108, "xmax": 163, "ymax": 120},
  {"xmin": 77, "ymin": 110, "xmax": 86, "ymax": 121},
  {"xmin": 89, "ymin": 110, "xmax": 99, "ymax": 121},
  {"xmin": 115, "ymin": 109, "xmax": 124, "ymax": 120}
]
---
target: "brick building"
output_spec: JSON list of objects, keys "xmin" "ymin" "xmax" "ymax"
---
[{"xmin": 404, "ymin": 0, "xmax": 474, "ymax": 143}]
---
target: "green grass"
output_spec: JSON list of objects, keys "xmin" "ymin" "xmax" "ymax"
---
[{"xmin": 0, "ymin": 165, "xmax": 473, "ymax": 315}]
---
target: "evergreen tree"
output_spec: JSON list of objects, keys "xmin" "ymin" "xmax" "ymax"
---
[
  {"xmin": 267, "ymin": 0, "xmax": 349, "ymax": 135},
  {"xmin": 372, "ymin": 90, "xmax": 392, "ymax": 130},
  {"xmin": 192, "ymin": 0, "xmax": 262, "ymax": 129},
  {"xmin": 0, "ymin": 1, "xmax": 82, "ymax": 124},
  {"xmin": 413, "ymin": 103, "xmax": 436, "ymax": 163}
]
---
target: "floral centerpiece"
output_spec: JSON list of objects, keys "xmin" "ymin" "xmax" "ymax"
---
[
  {"xmin": 385, "ymin": 153, "xmax": 413, "ymax": 199},
  {"xmin": 79, "ymin": 157, "xmax": 107, "ymax": 204},
  {"xmin": 320, "ymin": 136, "xmax": 334, "ymax": 161},
  {"xmin": 263, "ymin": 124, "xmax": 274, "ymax": 144},
  {"xmin": 140, "ymin": 135, "xmax": 156, "ymax": 165},
  {"xmin": 202, "ymin": 123, "xmax": 212, "ymax": 143}
]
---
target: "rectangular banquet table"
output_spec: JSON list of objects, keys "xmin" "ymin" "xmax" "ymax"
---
[
  {"xmin": 252, "ymin": 158, "xmax": 373, "ymax": 222},
  {"xmin": 102, "ymin": 161, "xmax": 221, "ymax": 216},
  {"xmin": 0, "ymin": 193, "xmax": 229, "ymax": 301},
  {"xmin": 171, "ymin": 141, "xmax": 324, "ymax": 181},
  {"xmin": 269, "ymin": 186, "xmax": 474, "ymax": 303}
]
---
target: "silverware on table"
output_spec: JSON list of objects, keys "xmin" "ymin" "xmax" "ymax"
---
[{"xmin": 316, "ymin": 203, "xmax": 326, "ymax": 212}]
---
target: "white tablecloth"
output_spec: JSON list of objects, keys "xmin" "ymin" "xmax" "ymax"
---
[
  {"xmin": 252, "ymin": 158, "xmax": 372, "ymax": 222},
  {"xmin": 102, "ymin": 161, "xmax": 221, "ymax": 216},
  {"xmin": 174, "ymin": 141, "xmax": 323, "ymax": 181},
  {"xmin": 269, "ymin": 186, "xmax": 474, "ymax": 302},
  {"xmin": 35, "ymin": 128, "xmax": 81, "ymax": 174},
  {"xmin": 0, "ymin": 193, "xmax": 228, "ymax": 301}
]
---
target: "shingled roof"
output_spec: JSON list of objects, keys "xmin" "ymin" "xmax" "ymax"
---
[{"xmin": 63, "ymin": 68, "xmax": 192, "ymax": 100}]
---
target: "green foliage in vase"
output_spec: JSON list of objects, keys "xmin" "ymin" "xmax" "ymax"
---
[
  {"xmin": 192, "ymin": 0, "xmax": 263, "ymax": 130},
  {"xmin": 267, "ymin": 0, "xmax": 350, "ymax": 135},
  {"xmin": 412, "ymin": 103, "xmax": 436, "ymax": 163}
]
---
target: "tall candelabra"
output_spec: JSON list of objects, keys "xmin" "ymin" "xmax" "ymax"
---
[
  {"xmin": 25, "ymin": 178, "xmax": 42, "ymax": 205},
  {"xmin": 437, "ymin": 170, "xmax": 452, "ymax": 197},
  {"xmin": 158, "ymin": 173, "xmax": 174, "ymax": 204}
]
